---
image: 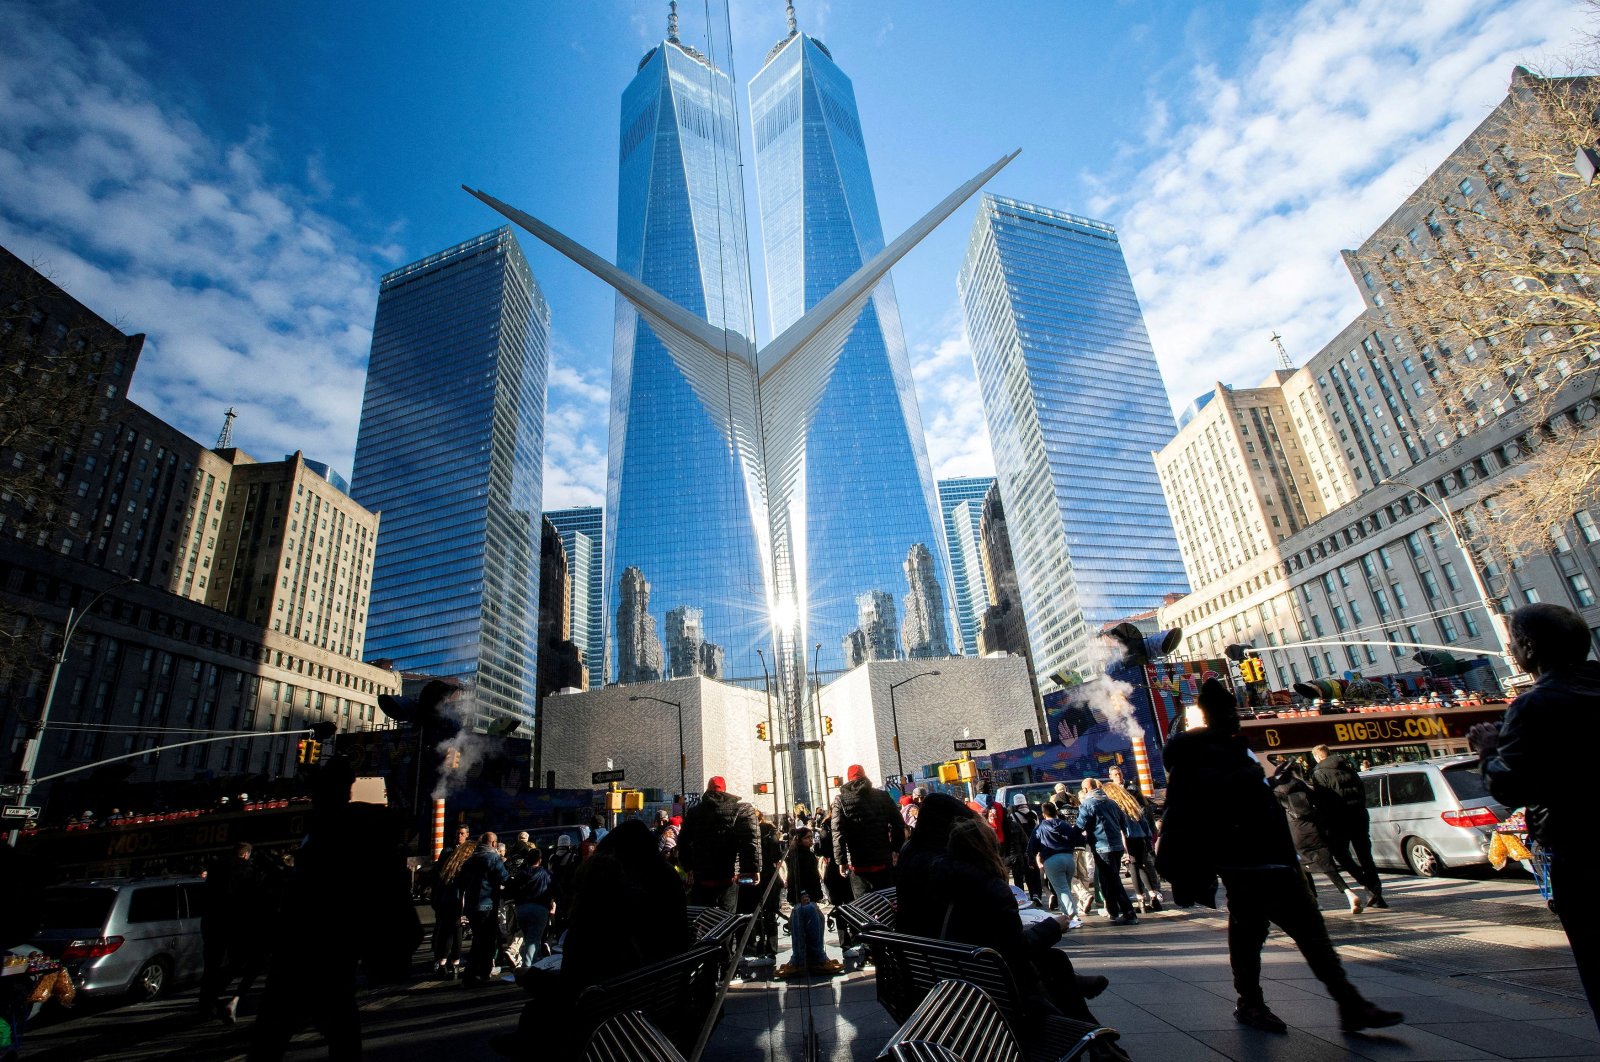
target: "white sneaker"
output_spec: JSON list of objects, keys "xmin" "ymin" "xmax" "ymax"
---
[
  {"xmin": 1068, "ymin": 916, "xmax": 1083, "ymax": 930},
  {"xmin": 1345, "ymin": 889, "xmax": 1365, "ymax": 915},
  {"xmin": 222, "ymin": 997, "xmax": 239, "ymax": 1025}
]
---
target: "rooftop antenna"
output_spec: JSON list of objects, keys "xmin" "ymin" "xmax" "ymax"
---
[
  {"xmin": 1270, "ymin": 331, "xmax": 1293, "ymax": 370},
  {"xmin": 786, "ymin": 0, "xmax": 798, "ymax": 35},
  {"xmin": 667, "ymin": 0, "xmax": 679, "ymax": 43},
  {"xmin": 216, "ymin": 406, "xmax": 237, "ymax": 449}
]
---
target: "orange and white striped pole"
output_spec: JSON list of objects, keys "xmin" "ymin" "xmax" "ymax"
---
[
  {"xmin": 432, "ymin": 798, "xmax": 446, "ymax": 859},
  {"xmin": 1130, "ymin": 732, "xmax": 1154, "ymax": 796}
]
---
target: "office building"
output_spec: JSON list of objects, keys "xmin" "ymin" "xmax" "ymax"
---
[
  {"xmin": 545, "ymin": 506, "xmax": 603, "ymax": 689},
  {"xmin": 937, "ymin": 476, "xmax": 995, "ymax": 655},
  {"xmin": 750, "ymin": 17, "xmax": 958, "ymax": 674},
  {"xmin": 351, "ymin": 228, "xmax": 548, "ymax": 733},
  {"xmin": 958, "ymin": 195, "xmax": 1189, "ymax": 687},
  {"xmin": 605, "ymin": 23, "xmax": 768, "ymax": 688}
]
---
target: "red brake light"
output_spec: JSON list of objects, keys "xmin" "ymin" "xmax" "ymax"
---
[
  {"xmin": 62, "ymin": 935, "xmax": 124, "ymax": 961},
  {"xmin": 1441, "ymin": 808, "xmax": 1498, "ymax": 829}
]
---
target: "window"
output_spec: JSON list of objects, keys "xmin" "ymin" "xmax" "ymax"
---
[
  {"xmin": 1441, "ymin": 562, "xmax": 1462, "ymax": 593},
  {"xmin": 1421, "ymin": 570, "xmax": 1441, "ymax": 601},
  {"xmin": 1525, "ymin": 588, "xmax": 1542, "ymax": 604},
  {"xmin": 1577, "ymin": 510, "xmax": 1599, "ymax": 544},
  {"xmin": 1378, "ymin": 547, "xmax": 1394, "ymax": 571},
  {"xmin": 1311, "ymin": 615, "xmax": 1326, "ymax": 637},
  {"xmin": 127, "ymin": 885, "xmax": 181, "ymax": 924},
  {"xmin": 1388, "ymin": 772, "xmax": 1435, "ymax": 806},
  {"xmin": 1406, "ymin": 532, "xmax": 1425, "ymax": 558},
  {"xmin": 1552, "ymin": 524, "xmax": 1573, "ymax": 553},
  {"xmin": 1375, "ymin": 588, "xmax": 1392, "ymax": 616},
  {"xmin": 1333, "ymin": 605, "xmax": 1348, "ymax": 631},
  {"xmin": 1393, "ymin": 583, "xmax": 1410, "ymax": 610},
  {"xmin": 1388, "ymin": 630, "xmax": 1403, "ymax": 657},
  {"xmin": 1440, "ymin": 615, "xmax": 1460, "ymax": 642},
  {"xmin": 1464, "ymin": 611, "xmax": 1480, "ymax": 638},
  {"xmin": 1570, "ymin": 573, "xmax": 1597, "ymax": 607}
]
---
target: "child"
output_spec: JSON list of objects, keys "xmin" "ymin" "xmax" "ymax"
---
[{"xmin": 777, "ymin": 829, "xmax": 841, "ymax": 977}]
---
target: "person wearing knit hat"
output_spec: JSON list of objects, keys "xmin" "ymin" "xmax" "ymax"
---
[
  {"xmin": 1158, "ymin": 679, "xmax": 1403, "ymax": 1035},
  {"xmin": 676, "ymin": 775, "xmax": 760, "ymax": 911},
  {"xmin": 820, "ymin": 764, "xmax": 905, "ymax": 899}
]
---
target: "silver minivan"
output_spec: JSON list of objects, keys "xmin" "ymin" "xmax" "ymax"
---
[
  {"xmin": 31, "ymin": 876, "xmax": 206, "ymax": 999},
  {"xmin": 1362, "ymin": 755, "xmax": 1507, "ymax": 876}
]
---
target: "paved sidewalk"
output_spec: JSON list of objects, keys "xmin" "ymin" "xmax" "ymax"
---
[{"xmin": 703, "ymin": 872, "xmax": 1596, "ymax": 1061}]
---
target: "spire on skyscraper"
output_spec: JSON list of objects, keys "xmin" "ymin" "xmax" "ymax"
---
[
  {"xmin": 667, "ymin": 0, "xmax": 679, "ymax": 43},
  {"xmin": 215, "ymin": 406, "xmax": 237, "ymax": 449},
  {"xmin": 786, "ymin": 0, "xmax": 798, "ymax": 35}
]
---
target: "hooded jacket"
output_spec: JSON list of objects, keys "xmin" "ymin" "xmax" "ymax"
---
[
  {"xmin": 1075, "ymin": 790, "xmax": 1129, "ymax": 854},
  {"xmin": 1310, "ymin": 753, "xmax": 1369, "ymax": 826},
  {"xmin": 826, "ymin": 777, "xmax": 906, "ymax": 871},
  {"xmin": 1270, "ymin": 768, "xmax": 1332, "ymax": 861},
  {"xmin": 677, "ymin": 789, "xmax": 760, "ymax": 887},
  {"xmin": 1482, "ymin": 660, "xmax": 1600, "ymax": 849},
  {"xmin": 1028, "ymin": 816, "xmax": 1084, "ymax": 861}
]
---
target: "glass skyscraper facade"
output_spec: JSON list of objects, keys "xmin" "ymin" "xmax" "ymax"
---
[
  {"xmin": 546, "ymin": 506, "xmax": 604, "ymax": 690},
  {"xmin": 351, "ymin": 227, "xmax": 549, "ymax": 731},
  {"xmin": 607, "ymin": 36, "xmax": 769, "ymax": 686},
  {"xmin": 958, "ymin": 195, "xmax": 1188, "ymax": 685},
  {"xmin": 937, "ymin": 476, "xmax": 995, "ymax": 655},
  {"xmin": 751, "ymin": 28, "xmax": 957, "ymax": 672}
]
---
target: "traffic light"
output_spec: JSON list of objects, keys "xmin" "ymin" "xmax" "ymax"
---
[
  {"xmin": 829, "ymin": 775, "xmax": 844, "ymax": 788},
  {"xmin": 823, "ymin": 715, "xmax": 833, "ymax": 735},
  {"xmin": 306, "ymin": 739, "xmax": 321, "ymax": 765},
  {"xmin": 1239, "ymin": 657, "xmax": 1265, "ymax": 684},
  {"xmin": 446, "ymin": 747, "xmax": 463, "ymax": 770},
  {"xmin": 756, "ymin": 721, "xmax": 768, "ymax": 741},
  {"xmin": 296, "ymin": 740, "xmax": 309, "ymax": 764},
  {"xmin": 753, "ymin": 782, "xmax": 771, "ymax": 794}
]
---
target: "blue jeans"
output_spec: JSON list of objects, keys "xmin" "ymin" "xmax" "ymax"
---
[
  {"xmin": 516, "ymin": 903, "xmax": 550, "ymax": 966},
  {"xmin": 1041, "ymin": 852, "xmax": 1079, "ymax": 917},
  {"xmin": 790, "ymin": 901, "xmax": 827, "ymax": 966}
]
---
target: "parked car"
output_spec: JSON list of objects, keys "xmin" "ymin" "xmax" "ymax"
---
[
  {"xmin": 994, "ymin": 781, "xmax": 1084, "ymax": 811},
  {"xmin": 1362, "ymin": 755, "xmax": 1507, "ymax": 876},
  {"xmin": 30, "ymin": 876, "xmax": 205, "ymax": 999}
]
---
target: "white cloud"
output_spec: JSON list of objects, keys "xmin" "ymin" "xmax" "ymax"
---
[
  {"xmin": 542, "ymin": 334, "xmax": 610, "ymax": 510},
  {"xmin": 0, "ymin": 6, "xmax": 380, "ymax": 476},
  {"xmin": 910, "ymin": 305, "xmax": 995, "ymax": 480},
  {"xmin": 1099, "ymin": 0, "xmax": 1588, "ymax": 414}
]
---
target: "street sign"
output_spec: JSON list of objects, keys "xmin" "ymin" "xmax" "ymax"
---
[
  {"xmin": 0, "ymin": 784, "xmax": 23, "ymax": 797},
  {"xmin": 591, "ymin": 768, "xmax": 626, "ymax": 785},
  {"xmin": 2, "ymin": 805, "xmax": 40, "ymax": 820},
  {"xmin": 953, "ymin": 738, "xmax": 987, "ymax": 752}
]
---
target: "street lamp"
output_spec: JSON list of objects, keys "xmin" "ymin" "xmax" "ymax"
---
[
  {"xmin": 810, "ymin": 643, "xmax": 830, "ymax": 798},
  {"xmin": 628, "ymin": 694, "xmax": 686, "ymax": 804},
  {"xmin": 1380, "ymin": 477, "xmax": 1515, "ymax": 664},
  {"xmin": 8, "ymin": 576, "xmax": 138, "ymax": 845},
  {"xmin": 887, "ymin": 669, "xmax": 941, "ymax": 786},
  {"xmin": 754, "ymin": 648, "xmax": 781, "ymax": 820}
]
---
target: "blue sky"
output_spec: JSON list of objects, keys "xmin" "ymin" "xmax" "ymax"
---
[{"xmin": 0, "ymin": 0, "xmax": 1586, "ymax": 508}]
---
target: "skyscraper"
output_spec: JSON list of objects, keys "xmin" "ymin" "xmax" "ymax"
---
[
  {"xmin": 958, "ymin": 196, "xmax": 1188, "ymax": 686},
  {"xmin": 750, "ymin": 16, "xmax": 958, "ymax": 674},
  {"xmin": 546, "ymin": 505, "xmax": 603, "ymax": 689},
  {"xmin": 937, "ymin": 476, "xmax": 996, "ymax": 655},
  {"xmin": 351, "ymin": 227, "xmax": 548, "ymax": 732},
  {"xmin": 606, "ymin": 22, "xmax": 768, "ymax": 686}
]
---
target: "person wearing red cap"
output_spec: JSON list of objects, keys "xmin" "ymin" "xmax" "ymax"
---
[
  {"xmin": 821, "ymin": 765, "xmax": 905, "ymax": 899},
  {"xmin": 677, "ymin": 775, "xmax": 761, "ymax": 911}
]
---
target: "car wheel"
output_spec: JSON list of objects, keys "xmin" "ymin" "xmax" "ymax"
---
[
  {"xmin": 131, "ymin": 956, "xmax": 172, "ymax": 1001},
  {"xmin": 1404, "ymin": 837, "xmax": 1443, "ymax": 877}
]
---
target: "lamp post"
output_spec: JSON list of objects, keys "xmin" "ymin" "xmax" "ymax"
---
[
  {"xmin": 754, "ymin": 648, "xmax": 781, "ymax": 820},
  {"xmin": 886, "ymin": 669, "xmax": 941, "ymax": 787},
  {"xmin": 628, "ymin": 694, "xmax": 686, "ymax": 804},
  {"xmin": 9, "ymin": 576, "xmax": 138, "ymax": 846},
  {"xmin": 810, "ymin": 643, "xmax": 830, "ymax": 797},
  {"xmin": 1380, "ymin": 477, "xmax": 1515, "ymax": 665}
]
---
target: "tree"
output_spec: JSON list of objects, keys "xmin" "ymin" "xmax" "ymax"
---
[{"xmin": 1357, "ymin": 66, "xmax": 1600, "ymax": 555}]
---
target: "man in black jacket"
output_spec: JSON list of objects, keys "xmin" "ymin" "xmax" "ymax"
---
[
  {"xmin": 1158, "ymin": 680, "xmax": 1402, "ymax": 1035},
  {"xmin": 823, "ymin": 765, "xmax": 906, "ymax": 898},
  {"xmin": 1471, "ymin": 603, "xmax": 1600, "ymax": 1031},
  {"xmin": 677, "ymin": 776, "xmax": 760, "ymax": 911},
  {"xmin": 1310, "ymin": 744, "xmax": 1386, "ymax": 907}
]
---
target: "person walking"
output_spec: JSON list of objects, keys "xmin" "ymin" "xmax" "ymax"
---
[
  {"xmin": 1158, "ymin": 679, "xmax": 1403, "ymax": 1034},
  {"xmin": 507, "ymin": 847, "xmax": 555, "ymax": 967},
  {"xmin": 457, "ymin": 832, "xmax": 509, "ymax": 985},
  {"xmin": 677, "ymin": 776, "xmax": 761, "ymax": 911},
  {"xmin": 824, "ymin": 765, "xmax": 906, "ymax": 898},
  {"xmin": 199, "ymin": 841, "xmax": 262, "ymax": 1023},
  {"xmin": 740, "ymin": 818, "xmax": 785, "ymax": 957},
  {"xmin": 430, "ymin": 824, "xmax": 472, "ymax": 978},
  {"xmin": 1028, "ymin": 801, "xmax": 1083, "ymax": 926},
  {"xmin": 1076, "ymin": 779, "xmax": 1137, "ymax": 925},
  {"xmin": 1310, "ymin": 744, "xmax": 1386, "ymax": 908},
  {"xmin": 1471, "ymin": 602, "xmax": 1600, "ymax": 1032},
  {"xmin": 1107, "ymin": 766, "xmax": 1163, "ymax": 912},
  {"xmin": 652, "ymin": 809, "xmax": 681, "ymax": 866},
  {"xmin": 546, "ymin": 834, "xmax": 582, "ymax": 934},
  {"xmin": 1270, "ymin": 760, "xmax": 1365, "ymax": 913},
  {"xmin": 1005, "ymin": 795, "xmax": 1042, "ymax": 903}
]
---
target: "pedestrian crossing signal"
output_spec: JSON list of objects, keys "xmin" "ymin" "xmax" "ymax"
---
[{"xmin": 754, "ymin": 782, "xmax": 771, "ymax": 794}]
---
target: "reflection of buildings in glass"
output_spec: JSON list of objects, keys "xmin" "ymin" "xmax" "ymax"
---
[
  {"xmin": 665, "ymin": 605, "xmax": 725, "ymax": 680},
  {"xmin": 546, "ymin": 506, "xmax": 604, "ymax": 691},
  {"xmin": 537, "ymin": 516, "xmax": 587, "ymax": 698},
  {"xmin": 842, "ymin": 588, "xmax": 899, "ymax": 669},
  {"xmin": 751, "ymin": 22, "xmax": 955, "ymax": 674},
  {"xmin": 607, "ymin": 29, "xmax": 767, "ymax": 686},
  {"xmin": 901, "ymin": 542, "xmax": 951, "ymax": 659},
  {"xmin": 960, "ymin": 196, "xmax": 1187, "ymax": 688},
  {"xmin": 615, "ymin": 566, "xmax": 663, "ymax": 684},
  {"xmin": 938, "ymin": 476, "xmax": 996, "ymax": 655},
  {"xmin": 351, "ymin": 227, "xmax": 548, "ymax": 732}
]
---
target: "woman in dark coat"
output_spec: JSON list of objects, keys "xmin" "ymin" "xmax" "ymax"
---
[
  {"xmin": 894, "ymin": 794, "xmax": 1121, "ymax": 1051},
  {"xmin": 1270, "ymin": 761, "xmax": 1364, "ymax": 913}
]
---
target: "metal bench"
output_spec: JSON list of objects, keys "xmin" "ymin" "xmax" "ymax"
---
[
  {"xmin": 575, "ymin": 942, "xmax": 724, "ymax": 1058},
  {"xmin": 582, "ymin": 1010, "xmax": 688, "ymax": 1062},
  {"xmin": 860, "ymin": 930, "xmax": 1117, "ymax": 1062},
  {"xmin": 877, "ymin": 978, "xmax": 1024, "ymax": 1062},
  {"xmin": 836, "ymin": 886, "xmax": 897, "ymax": 967},
  {"xmin": 685, "ymin": 905, "xmax": 751, "ymax": 981}
]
